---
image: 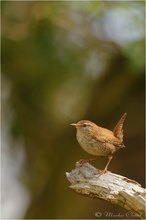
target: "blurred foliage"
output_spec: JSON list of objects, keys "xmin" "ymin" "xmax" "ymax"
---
[{"xmin": 2, "ymin": 1, "xmax": 145, "ymax": 219}]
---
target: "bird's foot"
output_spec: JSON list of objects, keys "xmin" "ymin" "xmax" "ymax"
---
[
  {"xmin": 78, "ymin": 159, "xmax": 89, "ymax": 165},
  {"xmin": 78, "ymin": 157, "xmax": 97, "ymax": 165},
  {"xmin": 96, "ymin": 169, "xmax": 111, "ymax": 176},
  {"xmin": 96, "ymin": 169, "xmax": 107, "ymax": 174},
  {"xmin": 88, "ymin": 157, "xmax": 97, "ymax": 162}
]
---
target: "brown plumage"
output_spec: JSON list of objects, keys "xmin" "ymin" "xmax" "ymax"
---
[
  {"xmin": 71, "ymin": 113, "xmax": 127, "ymax": 173},
  {"xmin": 113, "ymin": 112, "xmax": 127, "ymax": 142}
]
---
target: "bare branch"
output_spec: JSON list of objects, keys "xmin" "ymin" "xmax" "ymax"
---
[{"xmin": 66, "ymin": 162, "xmax": 146, "ymax": 219}]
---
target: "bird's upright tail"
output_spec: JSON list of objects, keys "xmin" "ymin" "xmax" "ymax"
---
[{"xmin": 113, "ymin": 113, "xmax": 127, "ymax": 142}]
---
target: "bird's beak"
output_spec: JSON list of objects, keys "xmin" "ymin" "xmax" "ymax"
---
[{"xmin": 70, "ymin": 123, "xmax": 77, "ymax": 127}]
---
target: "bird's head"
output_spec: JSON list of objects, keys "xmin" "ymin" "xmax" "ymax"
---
[{"xmin": 70, "ymin": 120, "xmax": 97, "ymax": 133}]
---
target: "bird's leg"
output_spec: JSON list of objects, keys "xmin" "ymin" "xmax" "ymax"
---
[
  {"xmin": 78, "ymin": 157, "xmax": 97, "ymax": 165},
  {"xmin": 88, "ymin": 157, "xmax": 97, "ymax": 162},
  {"xmin": 103, "ymin": 155, "xmax": 113, "ymax": 173},
  {"xmin": 78, "ymin": 159, "xmax": 89, "ymax": 165},
  {"xmin": 96, "ymin": 155, "xmax": 113, "ymax": 174}
]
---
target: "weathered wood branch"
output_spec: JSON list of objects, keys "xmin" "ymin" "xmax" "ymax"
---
[{"xmin": 66, "ymin": 162, "xmax": 146, "ymax": 219}]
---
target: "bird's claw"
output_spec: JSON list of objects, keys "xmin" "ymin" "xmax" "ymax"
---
[
  {"xmin": 96, "ymin": 169, "xmax": 111, "ymax": 176},
  {"xmin": 78, "ymin": 159, "xmax": 89, "ymax": 165}
]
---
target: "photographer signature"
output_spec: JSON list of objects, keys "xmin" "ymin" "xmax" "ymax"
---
[{"xmin": 95, "ymin": 211, "xmax": 140, "ymax": 219}]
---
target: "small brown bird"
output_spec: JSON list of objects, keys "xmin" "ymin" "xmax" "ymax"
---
[{"xmin": 71, "ymin": 113, "xmax": 127, "ymax": 173}]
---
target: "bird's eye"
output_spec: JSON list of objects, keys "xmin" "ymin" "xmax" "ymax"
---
[{"xmin": 83, "ymin": 123, "xmax": 87, "ymax": 127}]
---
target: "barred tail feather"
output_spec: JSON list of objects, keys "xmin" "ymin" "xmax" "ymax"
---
[{"xmin": 113, "ymin": 113, "xmax": 127, "ymax": 142}]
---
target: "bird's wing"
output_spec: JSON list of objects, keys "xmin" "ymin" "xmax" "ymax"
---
[
  {"xmin": 94, "ymin": 135, "xmax": 124, "ymax": 148},
  {"xmin": 113, "ymin": 113, "xmax": 127, "ymax": 142}
]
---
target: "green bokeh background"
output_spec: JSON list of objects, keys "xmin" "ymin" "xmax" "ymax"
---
[{"xmin": 2, "ymin": 1, "xmax": 145, "ymax": 219}]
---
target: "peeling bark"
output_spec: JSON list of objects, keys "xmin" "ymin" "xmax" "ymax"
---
[{"xmin": 66, "ymin": 162, "xmax": 146, "ymax": 219}]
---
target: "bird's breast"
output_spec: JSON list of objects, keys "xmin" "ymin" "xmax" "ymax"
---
[{"xmin": 76, "ymin": 131, "xmax": 115, "ymax": 156}]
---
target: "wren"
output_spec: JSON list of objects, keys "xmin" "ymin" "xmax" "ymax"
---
[{"xmin": 71, "ymin": 113, "xmax": 127, "ymax": 173}]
